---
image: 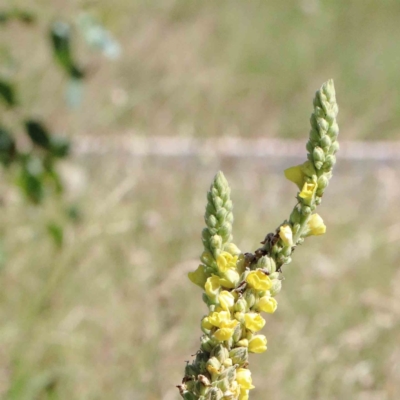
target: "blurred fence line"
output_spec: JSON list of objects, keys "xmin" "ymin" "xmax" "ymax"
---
[{"xmin": 75, "ymin": 135, "xmax": 400, "ymax": 161}]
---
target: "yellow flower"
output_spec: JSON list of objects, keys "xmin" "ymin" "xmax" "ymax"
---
[
  {"xmin": 279, "ymin": 224, "xmax": 293, "ymax": 247},
  {"xmin": 284, "ymin": 164, "xmax": 305, "ymax": 189},
  {"xmin": 248, "ymin": 334, "xmax": 268, "ymax": 353},
  {"xmin": 305, "ymin": 213, "xmax": 326, "ymax": 236},
  {"xmin": 219, "ymin": 268, "xmax": 240, "ymax": 289},
  {"xmin": 299, "ymin": 181, "xmax": 317, "ymax": 202},
  {"xmin": 205, "ymin": 275, "xmax": 221, "ymax": 299},
  {"xmin": 216, "ymin": 251, "xmax": 238, "ymax": 273},
  {"xmin": 201, "ymin": 316, "xmax": 213, "ymax": 330},
  {"xmin": 258, "ymin": 296, "xmax": 278, "ymax": 313},
  {"xmin": 208, "ymin": 310, "xmax": 231, "ymax": 328},
  {"xmin": 219, "ymin": 290, "xmax": 236, "ymax": 311},
  {"xmin": 188, "ymin": 264, "xmax": 209, "ymax": 288},
  {"xmin": 236, "ymin": 368, "xmax": 255, "ymax": 390},
  {"xmin": 238, "ymin": 389, "xmax": 249, "ymax": 400},
  {"xmin": 244, "ymin": 313, "xmax": 266, "ymax": 332},
  {"xmin": 236, "ymin": 338, "xmax": 249, "ymax": 347},
  {"xmin": 246, "ymin": 270, "xmax": 272, "ymax": 291},
  {"xmin": 214, "ymin": 327, "xmax": 235, "ymax": 341}
]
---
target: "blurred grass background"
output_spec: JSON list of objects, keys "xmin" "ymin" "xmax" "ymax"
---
[{"xmin": 1, "ymin": 0, "xmax": 400, "ymax": 399}]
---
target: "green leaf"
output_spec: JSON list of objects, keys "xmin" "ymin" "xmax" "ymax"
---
[
  {"xmin": 50, "ymin": 21, "xmax": 84, "ymax": 79},
  {"xmin": 49, "ymin": 136, "xmax": 70, "ymax": 158},
  {"xmin": 0, "ymin": 79, "xmax": 17, "ymax": 106},
  {"xmin": 24, "ymin": 120, "xmax": 51, "ymax": 149},
  {"xmin": 47, "ymin": 222, "xmax": 64, "ymax": 247},
  {"xmin": 0, "ymin": 126, "xmax": 16, "ymax": 166}
]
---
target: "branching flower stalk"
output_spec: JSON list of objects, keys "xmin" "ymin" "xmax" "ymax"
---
[{"xmin": 178, "ymin": 80, "xmax": 339, "ymax": 400}]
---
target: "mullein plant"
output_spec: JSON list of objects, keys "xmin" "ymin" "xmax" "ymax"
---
[{"xmin": 177, "ymin": 80, "xmax": 339, "ymax": 400}]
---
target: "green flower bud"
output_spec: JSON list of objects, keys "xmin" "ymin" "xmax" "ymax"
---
[
  {"xmin": 223, "ymin": 199, "xmax": 233, "ymax": 211},
  {"xmin": 210, "ymin": 235, "xmax": 223, "ymax": 251},
  {"xmin": 216, "ymin": 208, "xmax": 227, "ymax": 222},
  {"xmin": 223, "ymin": 242, "xmax": 241, "ymax": 256},
  {"xmin": 244, "ymin": 289, "xmax": 256, "ymax": 309},
  {"xmin": 269, "ymin": 272, "xmax": 280, "ymax": 280},
  {"xmin": 306, "ymin": 140, "xmax": 314, "ymax": 154},
  {"xmin": 319, "ymin": 135, "xmax": 331, "ymax": 150},
  {"xmin": 229, "ymin": 347, "xmax": 248, "ymax": 366},
  {"xmin": 200, "ymin": 336, "xmax": 215, "ymax": 353},
  {"xmin": 206, "ymin": 357, "xmax": 221, "ymax": 373},
  {"xmin": 212, "ymin": 345, "xmax": 229, "ymax": 363},
  {"xmin": 235, "ymin": 298, "xmax": 247, "ymax": 312},
  {"xmin": 270, "ymin": 279, "xmax": 282, "ymax": 296},
  {"xmin": 309, "ymin": 128, "xmax": 320, "ymax": 142},
  {"xmin": 317, "ymin": 117, "xmax": 329, "ymax": 133},
  {"xmin": 328, "ymin": 141, "xmax": 340, "ymax": 155},
  {"xmin": 232, "ymin": 323, "xmax": 243, "ymax": 343},
  {"xmin": 301, "ymin": 206, "xmax": 311, "ymax": 216},
  {"xmin": 313, "ymin": 146, "xmax": 325, "ymax": 163},
  {"xmin": 328, "ymin": 122, "xmax": 339, "ymax": 139},
  {"xmin": 257, "ymin": 255, "xmax": 276, "ymax": 274},
  {"xmin": 323, "ymin": 155, "xmax": 336, "ymax": 170},
  {"xmin": 317, "ymin": 174, "xmax": 329, "ymax": 190},
  {"xmin": 206, "ymin": 388, "xmax": 223, "ymax": 400},
  {"xmin": 289, "ymin": 205, "xmax": 302, "ymax": 225}
]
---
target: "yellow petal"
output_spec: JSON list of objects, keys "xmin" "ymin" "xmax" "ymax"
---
[
  {"xmin": 248, "ymin": 334, "xmax": 268, "ymax": 353},
  {"xmin": 284, "ymin": 164, "xmax": 305, "ymax": 189},
  {"xmin": 258, "ymin": 296, "xmax": 278, "ymax": 314},
  {"xmin": 188, "ymin": 264, "xmax": 209, "ymax": 288},
  {"xmin": 244, "ymin": 313, "xmax": 265, "ymax": 332}
]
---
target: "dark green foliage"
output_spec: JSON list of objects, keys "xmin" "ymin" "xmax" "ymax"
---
[{"xmin": 0, "ymin": 80, "xmax": 16, "ymax": 106}]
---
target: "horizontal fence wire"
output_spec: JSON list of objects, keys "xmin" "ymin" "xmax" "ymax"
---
[{"xmin": 74, "ymin": 135, "xmax": 400, "ymax": 161}]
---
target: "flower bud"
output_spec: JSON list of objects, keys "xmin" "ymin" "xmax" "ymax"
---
[
  {"xmin": 270, "ymin": 279, "xmax": 282, "ymax": 296},
  {"xmin": 319, "ymin": 134, "xmax": 331, "ymax": 150},
  {"xmin": 212, "ymin": 344, "xmax": 229, "ymax": 363},
  {"xmin": 317, "ymin": 117, "xmax": 329, "ymax": 133},
  {"xmin": 232, "ymin": 323, "xmax": 243, "ymax": 342},
  {"xmin": 236, "ymin": 338, "xmax": 249, "ymax": 347},
  {"xmin": 223, "ymin": 242, "xmax": 241, "ymax": 256},
  {"xmin": 218, "ymin": 290, "xmax": 236, "ymax": 311},
  {"xmin": 200, "ymin": 335, "xmax": 215, "ymax": 353},
  {"xmin": 323, "ymin": 155, "xmax": 336, "ymax": 170},
  {"xmin": 309, "ymin": 128, "xmax": 320, "ymax": 142},
  {"xmin": 289, "ymin": 206, "xmax": 302, "ymax": 225},
  {"xmin": 301, "ymin": 205, "xmax": 312, "ymax": 216},
  {"xmin": 229, "ymin": 347, "xmax": 248, "ymax": 366},
  {"xmin": 207, "ymin": 357, "xmax": 221, "ymax": 375},
  {"xmin": 201, "ymin": 316, "xmax": 213, "ymax": 332},
  {"xmin": 279, "ymin": 224, "xmax": 293, "ymax": 247},
  {"xmin": 201, "ymin": 251, "xmax": 216, "ymax": 267},
  {"xmin": 257, "ymin": 256, "xmax": 276, "ymax": 274},
  {"xmin": 235, "ymin": 298, "xmax": 247, "ymax": 312},
  {"xmin": 328, "ymin": 122, "xmax": 339, "ymax": 138},
  {"xmin": 205, "ymin": 388, "xmax": 223, "ymax": 400},
  {"xmin": 211, "ymin": 235, "xmax": 223, "ymax": 251},
  {"xmin": 328, "ymin": 140, "xmax": 339, "ymax": 155},
  {"xmin": 219, "ymin": 269, "xmax": 240, "ymax": 289},
  {"xmin": 244, "ymin": 290, "xmax": 256, "ymax": 309},
  {"xmin": 313, "ymin": 146, "xmax": 325, "ymax": 162}
]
